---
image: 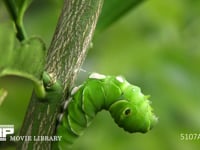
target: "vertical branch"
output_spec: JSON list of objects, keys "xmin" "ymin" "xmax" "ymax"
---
[
  {"xmin": 18, "ymin": 0, "xmax": 104, "ymax": 149},
  {"xmin": 46, "ymin": 0, "xmax": 103, "ymax": 92}
]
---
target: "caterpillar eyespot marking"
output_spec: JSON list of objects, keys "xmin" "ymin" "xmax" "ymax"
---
[
  {"xmin": 124, "ymin": 108, "xmax": 132, "ymax": 116},
  {"xmin": 56, "ymin": 73, "xmax": 157, "ymax": 149}
]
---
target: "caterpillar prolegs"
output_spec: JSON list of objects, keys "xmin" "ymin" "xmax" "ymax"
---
[{"xmin": 57, "ymin": 73, "xmax": 157, "ymax": 149}]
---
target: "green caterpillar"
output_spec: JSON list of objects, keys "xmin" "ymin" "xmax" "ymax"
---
[{"xmin": 57, "ymin": 73, "xmax": 157, "ymax": 149}]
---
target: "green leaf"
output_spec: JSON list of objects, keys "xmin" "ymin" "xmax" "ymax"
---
[
  {"xmin": 3, "ymin": 0, "xmax": 33, "ymax": 40},
  {"xmin": 96, "ymin": 0, "xmax": 144, "ymax": 32},
  {"xmin": 0, "ymin": 22, "xmax": 16, "ymax": 68},
  {"xmin": 0, "ymin": 35, "xmax": 47, "ymax": 98},
  {"xmin": 0, "ymin": 22, "xmax": 14, "ymax": 105}
]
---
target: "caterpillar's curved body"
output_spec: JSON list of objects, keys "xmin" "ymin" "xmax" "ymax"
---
[{"xmin": 57, "ymin": 73, "xmax": 157, "ymax": 149}]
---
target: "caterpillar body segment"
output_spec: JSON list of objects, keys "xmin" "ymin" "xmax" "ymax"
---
[{"xmin": 57, "ymin": 73, "xmax": 157, "ymax": 149}]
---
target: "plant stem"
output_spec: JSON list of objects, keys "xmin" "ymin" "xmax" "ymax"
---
[
  {"xmin": 3, "ymin": 0, "xmax": 27, "ymax": 41},
  {"xmin": 17, "ymin": 0, "xmax": 104, "ymax": 149}
]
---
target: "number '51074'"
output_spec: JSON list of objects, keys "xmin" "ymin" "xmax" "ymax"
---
[{"xmin": 180, "ymin": 133, "xmax": 200, "ymax": 140}]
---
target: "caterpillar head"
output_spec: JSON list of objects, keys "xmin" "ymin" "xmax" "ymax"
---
[{"xmin": 109, "ymin": 82, "xmax": 157, "ymax": 133}]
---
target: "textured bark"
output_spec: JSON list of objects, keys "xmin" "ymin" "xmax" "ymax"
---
[
  {"xmin": 17, "ymin": 0, "xmax": 103, "ymax": 149},
  {"xmin": 46, "ymin": 0, "xmax": 103, "ymax": 92}
]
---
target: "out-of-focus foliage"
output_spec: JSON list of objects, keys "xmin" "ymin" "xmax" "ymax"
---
[
  {"xmin": 96, "ymin": 0, "xmax": 144, "ymax": 32},
  {"xmin": 1, "ymin": 0, "xmax": 200, "ymax": 150},
  {"xmin": 79, "ymin": 0, "xmax": 200, "ymax": 149}
]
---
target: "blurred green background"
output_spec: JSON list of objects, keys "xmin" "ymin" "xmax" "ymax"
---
[{"xmin": 1, "ymin": 0, "xmax": 200, "ymax": 149}]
